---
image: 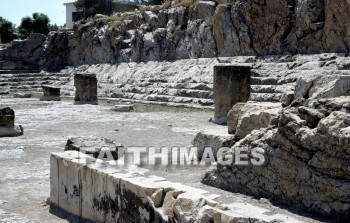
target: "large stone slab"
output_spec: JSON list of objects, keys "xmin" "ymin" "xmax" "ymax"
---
[
  {"xmin": 213, "ymin": 65, "xmax": 251, "ymax": 124},
  {"xmin": 74, "ymin": 73, "xmax": 98, "ymax": 105}
]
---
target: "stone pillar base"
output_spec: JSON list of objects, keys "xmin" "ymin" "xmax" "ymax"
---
[{"xmin": 0, "ymin": 125, "xmax": 23, "ymax": 137}]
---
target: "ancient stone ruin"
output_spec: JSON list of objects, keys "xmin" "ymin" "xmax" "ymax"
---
[
  {"xmin": 40, "ymin": 85, "xmax": 61, "ymax": 101},
  {"xmin": 0, "ymin": 107, "xmax": 23, "ymax": 137},
  {"xmin": 213, "ymin": 65, "xmax": 251, "ymax": 124},
  {"xmin": 74, "ymin": 73, "xmax": 98, "ymax": 105}
]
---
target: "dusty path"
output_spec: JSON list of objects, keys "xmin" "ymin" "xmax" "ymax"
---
[{"xmin": 0, "ymin": 98, "xmax": 328, "ymax": 222}]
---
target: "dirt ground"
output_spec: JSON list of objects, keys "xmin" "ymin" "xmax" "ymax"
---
[{"xmin": 0, "ymin": 98, "xmax": 331, "ymax": 222}]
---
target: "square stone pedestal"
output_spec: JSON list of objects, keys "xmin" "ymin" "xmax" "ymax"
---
[
  {"xmin": 74, "ymin": 73, "xmax": 98, "ymax": 105},
  {"xmin": 213, "ymin": 65, "xmax": 251, "ymax": 124}
]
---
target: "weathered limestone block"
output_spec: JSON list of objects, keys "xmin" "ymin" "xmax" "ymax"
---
[
  {"xmin": 74, "ymin": 73, "xmax": 98, "ymax": 105},
  {"xmin": 227, "ymin": 102, "xmax": 281, "ymax": 139},
  {"xmin": 0, "ymin": 107, "xmax": 23, "ymax": 137},
  {"xmin": 40, "ymin": 85, "xmax": 61, "ymax": 101},
  {"xmin": 213, "ymin": 65, "xmax": 251, "ymax": 124}
]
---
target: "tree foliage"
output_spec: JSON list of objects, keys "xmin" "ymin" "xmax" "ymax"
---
[
  {"xmin": 74, "ymin": 0, "xmax": 114, "ymax": 19},
  {"xmin": 18, "ymin": 13, "xmax": 51, "ymax": 39},
  {"xmin": 0, "ymin": 17, "xmax": 16, "ymax": 43}
]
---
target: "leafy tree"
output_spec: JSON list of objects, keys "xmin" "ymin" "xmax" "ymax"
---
[
  {"xmin": 0, "ymin": 17, "xmax": 16, "ymax": 43},
  {"xmin": 74, "ymin": 0, "xmax": 114, "ymax": 19},
  {"xmin": 18, "ymin": 16, "xmax": 32, "ymax": 39},
  {"xmin": 17, "ymin": 13, "xmax": 51, "ymax": 39}
]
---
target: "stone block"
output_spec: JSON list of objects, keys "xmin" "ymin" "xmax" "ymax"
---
[
  {"xmin": 227, "ymin": 102, "xmax": 281, "ymax": 139},
  {"xmin": 0, "ymin": 107, "xmax": 15, "ymax": 126},
  {"xmin": 40, "ymin": 85, "xmax": 61, "ymax": 101},
  {"xmin": 74, "ymin": 73, "xmax": 98, "ymax": 105},
  {"xmin": 213, "ymin": 65, "xmax": 251, "ymax": 124}
]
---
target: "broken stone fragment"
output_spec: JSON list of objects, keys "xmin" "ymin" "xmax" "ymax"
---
[
  {"xmin": 280, "ymin": 91, "xmax": 295, "ymax": 107},
  {"xmin": 65, "ymin": 137, "xmax": 124, "ymax": 160}
]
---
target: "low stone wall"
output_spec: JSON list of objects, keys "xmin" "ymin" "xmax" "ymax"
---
[{"xmin": 50, "ymin": 151, "xmax": 306, "ymax": 223}]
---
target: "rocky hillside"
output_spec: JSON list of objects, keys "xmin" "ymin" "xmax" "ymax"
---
[
  {"xmin": 0, "ymin": 0, "xmax": 348, "ymax": 70},
  {"xmin": 1, "ymin": 0, "xmax": 347, "ymax": 70}
]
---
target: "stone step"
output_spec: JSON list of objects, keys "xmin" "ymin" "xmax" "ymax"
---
[
  {"xmin": 250, "ymin": 85, "xmax": 277, "ymax": 93},
  {"xmin": 0, "ymin": 76, "xmax": 69, "ymax": 82},
  {"xmin": 0, "ymin": 72, "xmax": 70, "ymax": 78},
  {"xmin": 251, "ymin": 83, "xmax": 294, "ymax": 94},
  {"xmin": 121, "ymin": 87, "xmax": 213, "ymax": 99},
  {"xmin": 0, "ymin": 69, "xmax": 41, "ymax": 74},
  {"xmin": 109, "ymin": 92, "xmax": 214, "ymax": 106},
  {"xmin": 249, "ymin": 93, "xmax": 283, "ymax": 102},
  {"xmin": 0, "ymin": 80, "xmax": 54, "ymax": 87},
  {"xmin": 105, "ymin": 97, "xmax": 214, "ymax": 109},
  {"xmin": 251, "ymin": 77, "xmax": 279, "ymax": 85}
]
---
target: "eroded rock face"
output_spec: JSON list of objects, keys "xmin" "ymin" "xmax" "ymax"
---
[
  {"xmin": 18, "ymin": 0, "xmax": 348, "ymax": 69},
  {"xmin": 203, "ymin": 97, "xmax": 350, "ymax": 219},
  {"xmin": 0, "ymin": 33, "xmax": 46, "ymax": 70}
]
